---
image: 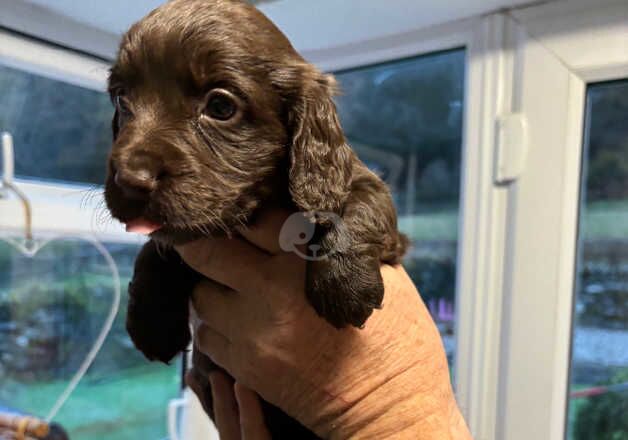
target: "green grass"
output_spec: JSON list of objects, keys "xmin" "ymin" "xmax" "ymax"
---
[
  {"xmin": 399, "ymin": 210, "xmax": 458, "ymax": 241},
  {"xmin": 8, "ymin": 364, "xmax": 180, "ymax": 440},
  {"xmin": 398, "ymin": 199, "xmax": 628, "ymax": 242},
  {"xmin": 581, "ymin": 200, "xmax": 628, "ymax": 239}
]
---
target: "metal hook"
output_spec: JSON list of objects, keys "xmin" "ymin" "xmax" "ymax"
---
[{"xmin": 1, "ymin": 132, "xmax": 33, "ymax": 242}]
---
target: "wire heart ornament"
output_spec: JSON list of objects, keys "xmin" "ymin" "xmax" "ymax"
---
[{"xmin": 0, "ymin": 234, "xmax": 120, "ymax": 423}]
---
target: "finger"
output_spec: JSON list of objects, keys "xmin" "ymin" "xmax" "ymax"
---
[
  {"xmin": 185, "ymin": 368, "xmax": 214, "ymax": 417},
  {"xmin": 192, "ymin": 346, "xmax": 217, "ymax": 377},
  {"xmin": 176, "ymin": 237, "xmax": 272, "ymax": 293},
  {"xmin": 237, "ymin": 209, "xmax": 292, "ymax": 255},
  {"xmin": 191, "ymin": 279, "xmax": 238, "ymax": 336},
  {"xmin": 234, "ymin": 382, "xmax": 272, "ymax": 440},
  {"xmin": 195, "ymin": 324, "xmax": 232, "ymax": 370},
  {"xmin": 185, "ymin": 369, "xmax": 200, "ymax": 393},
  {"xmin": 210, "ymin": 371, "xmax": 241, "ymax": 440}
]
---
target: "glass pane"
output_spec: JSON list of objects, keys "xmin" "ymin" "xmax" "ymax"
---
[
  {"xmin": 0, "ymin": 64, "xmax": 113, "ymax": 185},
  {"xmin": 0, "ymin": 239, "xmax": 180, "ymax": 440},
  {"xmin": 567, "ymin": 80, "xmax": 628, "ymax": 440},
  {"xmin": 335, "ymin": 49, "xmax": 465, "ymax": 368}
]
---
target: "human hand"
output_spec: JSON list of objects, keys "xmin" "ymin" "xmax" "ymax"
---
[
  {"xmin": 186, "ymin": 368, "xmax": 271, "ymax": 440},
  {"xmin": 177, "ymin": 210, "xmax": 471, "ymax": 439}
]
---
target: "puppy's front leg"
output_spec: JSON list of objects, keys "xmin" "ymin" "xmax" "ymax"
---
[{"xmin": 127, "ymin": 240, "xmax": 201, "ymax": 363}]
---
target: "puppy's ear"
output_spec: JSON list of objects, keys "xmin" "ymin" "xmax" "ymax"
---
[{"xmin": 278, "ymin": 65, "xmax": 353, "ymax": 220}]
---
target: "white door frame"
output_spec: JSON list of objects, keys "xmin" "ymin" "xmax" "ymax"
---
[
  {"xmin": 303, "ymin": 13, "xmax": 509, "ymax": 439},
  {"xmin": 494, "ymin": 1, "xmax": 628, "ymax": 439},
  {"xmin": 305, "ymin": 2, "xmax": 628, "ymax": 439}
]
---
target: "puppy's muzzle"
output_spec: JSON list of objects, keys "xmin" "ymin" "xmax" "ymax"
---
[{"xmin": 111, "ymin": 154, "xmax": 164, "ymax": 201}]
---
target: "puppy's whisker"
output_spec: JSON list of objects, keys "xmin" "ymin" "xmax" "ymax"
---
[
  {"xmin": 198, "ymin": 214, "xmax": 216, "ymax": 236},
  {"xmin": 93, "ymin": 208, "xmax": 115, "ymax": 232},
  {"xmin": 234, "ymin": 213, "xmax": 247, "ymax": 229},
  {"xmin": 191, "ymin": 222, "xmax": 210, "ymax": 237},
  {"xmin": 192, "ymin": 122, "xmax": 217, "ymax": 154},
  {"xmin": 192, "ymin": 123, "xmax": 249, "ymax": 178},
  {"xmin": 80, "ymin": 186, "xmax": 103, "ymax": 210},
  {"xmin": 199, "ymin": 224, "xmax": 211, "ymax": 236}
]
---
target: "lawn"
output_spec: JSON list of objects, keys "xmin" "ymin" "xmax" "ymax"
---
[
  {"xmin": 6, "ymin": 363, "xmax": 180, "ymax": 440},
  {"xmin": 399, "ymin": 209, "xmax": 458, "ymax": 241},
  {"xmin": 398, "ymin": 200, "xmax": 628, "ymax": 242},
  {"xmin": 581, "ymin": 200, "xmax": 628, "ymax": 239}
]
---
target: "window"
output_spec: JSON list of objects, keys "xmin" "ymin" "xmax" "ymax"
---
[
  {"xmin": 0, "ymin": 240, "xmax": 181, "ymax": 440},
  {"xmin": 0, "ymin": 64, "xmax": 112, "ymax": 185},
  {"xmin": 335, "ymin": 49, "xmax": 465, "ymax": 368},
  {"xmin": 0, "ymin": 59, "xmax": 180, "ymax": 439},
  {"xmin": 566, "ymin": 80, "xmax": 628, "ymax": 440}
]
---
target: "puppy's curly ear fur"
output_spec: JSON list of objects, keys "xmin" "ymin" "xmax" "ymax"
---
[{"xmin": 278, "ymin": 64, "xmax": 353, "ymax": 220}]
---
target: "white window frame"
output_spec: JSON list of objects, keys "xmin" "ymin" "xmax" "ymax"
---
[
  {"xmin": 490, "ymin": 1, "xmax": 628, "ymax": 439},
  {"xmin": 0, "ymin": 29, "xmax": 141, "ymax": 243},
  {"xmin": 302, "ymin": 1, "xmax": 628, "ymax": 439},
  {"xmin": 304, "ymin": 14, "xmax": 506, "ymax": 440}
]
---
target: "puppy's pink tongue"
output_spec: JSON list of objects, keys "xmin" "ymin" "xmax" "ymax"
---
[{"xmin": 125, "ymin": 218, "xmax": 162, "ymax": 235}]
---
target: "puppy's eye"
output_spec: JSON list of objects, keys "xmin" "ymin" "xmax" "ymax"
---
[{"xmin": 204, "ymin": 89, "xmax": 238, "ymax": 121}]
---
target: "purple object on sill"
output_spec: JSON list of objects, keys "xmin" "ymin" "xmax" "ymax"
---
[{"xmin": 428, "ymin": 298, "xmax": 454, "ymax": 322}]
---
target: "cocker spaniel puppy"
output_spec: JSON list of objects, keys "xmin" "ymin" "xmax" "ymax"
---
[{"xmin": 104, "ymin": 0, "xmax": 407, "ymax": 437}]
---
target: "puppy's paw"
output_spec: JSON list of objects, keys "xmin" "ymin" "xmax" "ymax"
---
[
  {"xmin": 306, "ymin": 255, "xmax": 384, "ymax": 328},
  {"xmin": 127, "ymin": 285, "xmax": 190, "ymax": 363},
  {"xmin": 126, "ymin": 240, "xmax": 200, "ymax": 363}
]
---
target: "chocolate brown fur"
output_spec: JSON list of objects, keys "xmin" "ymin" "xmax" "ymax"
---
[{"xmin": 104, "ymin": 0, "xmax": 407, "ymax": 437}]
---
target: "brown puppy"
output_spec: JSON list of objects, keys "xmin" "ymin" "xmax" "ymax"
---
[{"xmin": 104, "ymin": 0, "xmax": 407, "ymax": 437}]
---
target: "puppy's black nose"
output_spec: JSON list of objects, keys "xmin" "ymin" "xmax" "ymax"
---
[{"xmin": 114, "ymin": 168, "xmax": 158, "ymax": 200}]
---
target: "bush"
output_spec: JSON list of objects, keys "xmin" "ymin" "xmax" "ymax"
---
[
  {"xmin": 404, "ymin": 254, "xmax": 456, "ymax": 302},
  {"xmin": 573, "ymin": 368, "xmax": 628, "ymax": 440},
  {"xmin": 0, "ymin": 240, "xmax": 143, "ymax": 380}
]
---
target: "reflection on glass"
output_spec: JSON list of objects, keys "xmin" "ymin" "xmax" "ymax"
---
[
  {"xmin": 335, "ymin": 49, "xmax": 465, "ymax": 367},
  {"xmin": 0, "ymin": 64, "xmax": 113, "ymax": 185},
  {"xmin": 0, "ymin": 240, "xmax": 179, "ymax": 440},
  {"xmin": 567, "ymin": 80, "xmax": 628, "ymax": 440}
]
